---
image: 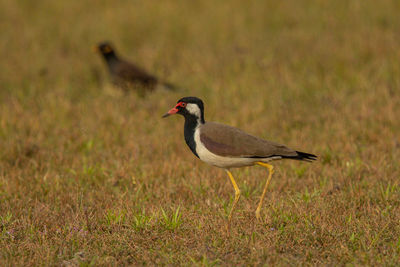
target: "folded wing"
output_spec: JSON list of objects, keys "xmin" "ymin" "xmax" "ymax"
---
[{"xmin": 200, "ymin": 122, "xmax": 298, "ymax": 158}]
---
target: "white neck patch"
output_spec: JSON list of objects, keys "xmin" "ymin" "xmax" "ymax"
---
[{"xmin": 185, "ymin": 103, "xmax": 202, "ymax": 119}]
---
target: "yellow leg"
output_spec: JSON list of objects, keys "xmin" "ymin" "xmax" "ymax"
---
[
  {"xmin": 225, "ymin": 169, "xmax": 241, "ymax": 227},
  {"xmin": 255, "ymin": 162, "xmax": 274, "ymax": 220}
]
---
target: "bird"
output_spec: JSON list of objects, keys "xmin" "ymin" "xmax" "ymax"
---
[
  {"xmin": 94, "ymin": 42, "xmax": 176, "ymax": 95},
  {"xmin": 162, "ymin": 96, "xmax": 317, "ymax": 228}
]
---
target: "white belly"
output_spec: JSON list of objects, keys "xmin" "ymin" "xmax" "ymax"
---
[{"xmin": 193, "ymin": 127, "xmax": 280, "ymax": 168}]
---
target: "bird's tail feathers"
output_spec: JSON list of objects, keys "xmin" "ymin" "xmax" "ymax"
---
[
  {"xmin": 282, "ymin": 151, "xmax": 317, "ymax": 162},
  {"xmin": 160, "ymin": 81, "xmax": 178, "ymax": 91}
]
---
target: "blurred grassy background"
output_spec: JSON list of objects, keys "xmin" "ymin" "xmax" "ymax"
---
[{"xmin": 1, "ymin": 0, "xmax": 399, "ymax": 265}]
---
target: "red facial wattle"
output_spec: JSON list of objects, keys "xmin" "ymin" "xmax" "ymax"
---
[{"xmin": 162, "ymin": 102, "xmax": 186, "ymax": 118}]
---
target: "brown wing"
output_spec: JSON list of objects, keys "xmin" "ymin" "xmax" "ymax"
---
[
  {"xmin": 200, "ymin": 122, "xmax": 298, "ymax": 158},
  {"xmin": 113, "ymin": 60, "xmax": 158, "ymax": 85}
]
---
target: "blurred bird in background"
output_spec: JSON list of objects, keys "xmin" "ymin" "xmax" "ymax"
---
[{"xmin": 94, "ymin": 42, "xmax": 177, "ymax": 96}]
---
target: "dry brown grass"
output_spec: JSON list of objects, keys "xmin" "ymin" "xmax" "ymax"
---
[{"xmin": 1, "ymin": 0, "xmax": 400, "ymax": 265}]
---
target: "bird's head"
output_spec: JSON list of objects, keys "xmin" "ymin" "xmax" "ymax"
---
[
  {"xmin": 93, "ymin": 42, "xmax": 116, "ymax": 56},
  {"xmin": 163, "ymin": 97, "xmax": 205, "ymax": 123}
]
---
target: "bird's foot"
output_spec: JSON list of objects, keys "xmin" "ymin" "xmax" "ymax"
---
[
  {"xmin": 255, "ymin": 208, "xmax": 262, "ymax": 221},
  {"xmin": 225, "ymin": 222, "xmax": 232, "ymax": 236}
]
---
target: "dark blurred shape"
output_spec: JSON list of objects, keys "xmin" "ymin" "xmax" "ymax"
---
[{"xmin": 94, "ymin": 41, "xmax": 177, "ymax": 96}]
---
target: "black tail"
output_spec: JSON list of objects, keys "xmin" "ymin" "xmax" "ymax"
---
[
  {"xmin": 283, "ymin": 151, "xmax": 317, "ymax": 162},
  {"xmin": 161, "ymin": 81, "xmax": 178, "ymax": 91}
]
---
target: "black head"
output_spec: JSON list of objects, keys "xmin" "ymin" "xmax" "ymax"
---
[
  {"xmin": 162, "ymin": 96, "xmax": 205, "ymax": 123},
  {"xmin": 94, "ymin": 42, "xmax": 117, "ymax": 58}
]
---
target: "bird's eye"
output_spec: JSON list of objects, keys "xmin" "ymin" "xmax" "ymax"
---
[{"xmin": 180, "ymin": 102, "xmax": 186, "ymax": 107}]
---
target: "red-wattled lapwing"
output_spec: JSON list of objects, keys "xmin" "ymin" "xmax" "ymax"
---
[
  {"xmin": 163, "ymin": 97, "xmax": 317, "ymax": 227},
  {"xmin": 94, "ymin": 42, "xmax": 176, "ymax": 95}
]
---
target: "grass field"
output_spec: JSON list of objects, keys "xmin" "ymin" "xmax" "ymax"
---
[{"xmin": 1, "ymin": 0, "xmax": 400, "ymax": 265}]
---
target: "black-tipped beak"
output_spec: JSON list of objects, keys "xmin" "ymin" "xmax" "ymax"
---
[{"xmin": 162, "ymin": 107, "xmax": 179, "ymax": 118}]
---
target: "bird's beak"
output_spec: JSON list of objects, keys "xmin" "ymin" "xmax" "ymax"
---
[
  {"xmin": 162, "ymin": 107, "xmax": 179, "ymax": 118},
  {"xmin": 92, "ymin": 46, "xmax": 99, "ymax": 53}
]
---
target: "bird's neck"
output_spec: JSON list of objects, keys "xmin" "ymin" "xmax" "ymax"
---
[
  {"xmin": 183, "ymin": 115, "xmax": 204, "ymax": 158},
  {"xmin": 102, "ymin": 52, "xmax": 119, "ymax": 64}
]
